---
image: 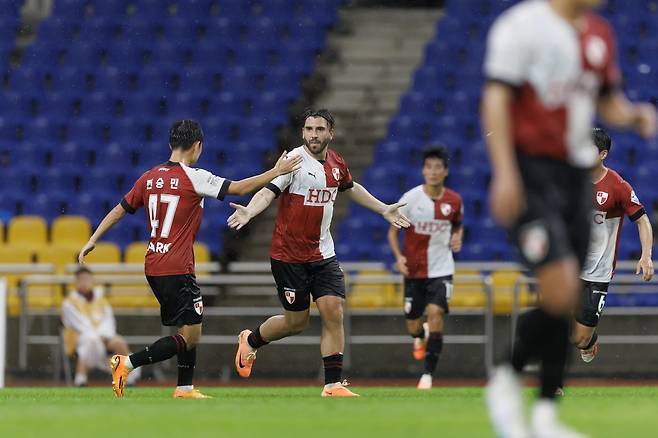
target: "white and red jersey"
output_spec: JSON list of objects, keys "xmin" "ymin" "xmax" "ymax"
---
[
  {"xmin": 267, "ymin": 146, "xmax": 353, "ymax": 263},
  {"xmin": 398, "ymin": 186, "xmax": 463, "ymax": 279},
  {"xmin": 122, "ymin": 161, "xmax": 231, "ymax": 276},
  {"xmin": 484, "ymin": 0, "xmax": 621, "ymax": 168},
  {"xmin": 581, "ymin": 168, "xmax": 645, "ymax": 283}
]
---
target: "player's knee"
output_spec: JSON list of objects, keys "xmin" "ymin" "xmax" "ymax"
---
[
  {"xmin": 286, "ymin": 318, "xmax": 309, "ymax": 335},
  {"xmin": 406, "ymin": 319, "xmax": 423, "ymax": 334}
]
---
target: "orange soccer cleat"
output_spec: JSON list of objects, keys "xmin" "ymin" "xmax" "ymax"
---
[
  {"xmin": 109, "ymin": 355, "xmax": 130, "ymax": 398},
  {"xmin": 413, "ymin": 322, "xmax": 429, "ymax": 361},
  {"xmin": 235, "ymin": 329, "xmax": 257, "ymax": 378},
  {"xmin": 321, "ymin": 380, "xmax": 360, "ymax": 397},
  {"xmin": 173, "ymin": 389, "xmax": 213, "ymax": 399}
]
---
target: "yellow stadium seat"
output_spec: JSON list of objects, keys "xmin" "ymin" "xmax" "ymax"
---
[
  {"xmin": 0, "ymin": 245, "xmax": 35, "ymax": 293},
  {"xmin": 491, "ymin": 270, "xmax": 535, "ymax": 314},
  {"xmin": 35, "ymin": 245, "xmax": 79, "ymax": 274},
  {"xmin": 452, "ymin": 269, "xmax": 487, "ymax": 308},
  {"xmin": 124, "ymin": 241, "xmax": 148, "ymax": 263},
  {"xmin": 8, "ymin": 215, "xmax": 48, "ymax": 246},
  {"xmin": 51, "ymin": 215, "xmax": 91, "ymax": 246},
  {"xmin": 347, "ymin": 269, "xmax": 398, "ymax": 308},
  {"xmin": 194, "ymin": 242, "xmax": 210, "ymax": 263},
  {"xmin": 84, "ymin": 242, "xmax": 121, "ymax": 264}
]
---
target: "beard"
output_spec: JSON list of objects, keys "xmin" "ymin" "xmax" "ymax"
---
[{"xmin": 304, "ymin": 137, "xmax": 330, "ymax": 154}]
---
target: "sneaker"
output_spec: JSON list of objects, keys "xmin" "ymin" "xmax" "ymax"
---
[
  {"xmin": 485, "ymin": 365, "xmax": 529, "ymax": 438},
  {"xmin": 555, "ymin": 387, "xmax": 565, "ymax": 397},
  {"xmin": 173, "ymin": 389, "xmax": 213, "ymax": 399},
  {"xmin": 109, "ymin": 354, "xmax": 130, "ymax": 398},
  {"xmin": 580, "ymin": 342, "xmax": 598, "ymax": 363},
  {"xmin": 235, "ymin": 329, "xmax": 257, "ymax": 378},
  {"xmin": 531, "ymin": 399, "xmax": 589, "ymax": 438},
  {"xmin": 413, "ymin": 322, "xmax": 429, "ymax": 360},
  {"xmin": 321, "ymin": 380, "xmax": 360, "ymax": 397},
  {"xmin": 417, "ymin": 373, "xmax": 432, "ymax": 390}
]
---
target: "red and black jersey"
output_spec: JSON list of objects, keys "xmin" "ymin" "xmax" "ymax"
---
[{"xmin": 121, "ymin": 161, "xmax": 231, "ymax": 276}]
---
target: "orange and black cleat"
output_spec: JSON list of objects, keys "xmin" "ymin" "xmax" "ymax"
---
[
  {"xmin": 235, "ymin": 329, "xmax": 257, "ymax": 378},
  {"xmin": 321, "ymin": 380, "xmax": 360, "ymax": 397},
  {"xmin": 109, "ymin": 354, "xmax": 130, "ymax": 398},
  {"xmin": 173, "ymin": 389, "xmax": 213, "ymax": 399}
]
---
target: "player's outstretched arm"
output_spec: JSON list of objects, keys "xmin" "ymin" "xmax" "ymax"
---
[
  {"xmin": 598, "ymin": 91, "xmax": 658, "ymax": 139},
  {"xmin": 635, "ymin": 214, "xmax": 654, "ymax": 281},
  {"xmin": 483, "ymin": 81, "xmax": 525, "ymax": 227},
  {"xmin": 227, "ymin": 187, "xmax": 276, "ymax": 230},
  {"xmin": 78, "ymin": 204, "xmax": 126, "ymax": 263},
  {"xmin": 227, "ymin": 151, "xmax": 302, "ymax": 196},
  {"xmin": 346, "ymin": 182, "xmax": 410, "ymax": 229}
]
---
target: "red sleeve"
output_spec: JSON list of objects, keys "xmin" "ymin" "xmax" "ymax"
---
[
  {"xmin": 452, "ymin": 195, "xmax": 464, "ymax": 227},
  {"xmin": 120, "ymin": 173, "xmax": 147, "ymax": 214},
  {"xmin": 338, "ymin": 160, "xmax": 354, "ymax": 192},
  {"xmin": 617, "ymin": 179, "xmax": 645, "ymax": 221},
  {"xmin": 601, "ymin": 19, "xmax": 622, "ymax": 93}
]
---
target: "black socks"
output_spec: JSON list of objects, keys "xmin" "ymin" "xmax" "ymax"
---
[
  {"xmin": 424, "ymin": 332, "xmax": 444, "ymax": 375},
  {"xmin": 129, "ymin": 333, "xmax": 187, "ymax": 368},
  {"xmin": 323, "ymin": 353, "xmax": 343, "ymax": 385},
  {"xmin": 247, "ymin": 326, "xmax": 270, "ymax": 350}
]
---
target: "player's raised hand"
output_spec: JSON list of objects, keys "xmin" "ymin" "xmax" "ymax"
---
[
  {"xmin": 634, "ymin": 103, "xmax": 658, "ymax": 139},
  {"xmin": 274, "ymin": 150, "xmax": 303, "ymax": 176},
  {"xmin": 636, "ymin": 256, "xmax": 654, "ymax": 281},
  {"xmin": 395, "ymin": 255, "xmax": 409, "ymax": 276},
  {"xmin": 489, "ymin": 172, "xmax": 525, "ymax": 227},
  {"xmin": 78, "ymin": 241, "xmax": 96, "ymax": 264},
  {"xmin": 227, "ymin": 202, "xmax": 252, "ymax": 230},
  {"xmin": 383, "ymin": 203, "xmax": 411, "ymax": 229}
]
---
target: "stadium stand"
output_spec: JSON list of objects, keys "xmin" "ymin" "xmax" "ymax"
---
[
  {"xmin": 337, "ymin": 0, "xmax": 658, "ymax": 266},
  {"xmin": 0, "ymin": 0, "xmax": 341, "ymax": 260}
]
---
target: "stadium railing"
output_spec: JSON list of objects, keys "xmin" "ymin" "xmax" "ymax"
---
[{"xmin": 14, "ymin": 266, "xmax": 494, "ymax": 375}]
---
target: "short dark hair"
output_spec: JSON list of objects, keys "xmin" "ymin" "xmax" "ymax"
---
[
  {"xmin": 75, "ymin": 266, "xmax": 93, "ymax": 277},
  {"xmin": 592, "ymin": 127, "xmax": 611, "ymax": 153},
  {"xmin": 169, "ymin": 119, "xmax": 204, "ymax": 150},
  {"xmin": 302, "ymin": 108, "xmax": 335, "ymax": 129},
  {"xmin": 422, "ymin": 146, "xmax": 450, "ymax": 168}
]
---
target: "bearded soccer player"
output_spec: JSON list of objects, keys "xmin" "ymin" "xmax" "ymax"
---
[
  {"xmin": 78, "ymin": 120, "xmax": 302, "ymax": 398},
  {"xmin": 573, "ymin": 127, "xmax": 654, "ymax": 363},
  {"xmin": 483, "ymin": 0, "xmax": 657, "ymax": 437},
  {"xmin": 227, "ymin": 108, "xmax": 410, "ymax": 397},
  {"xmin": 387, "ymin": 146, "xmax": 463, "ymax": 390}
]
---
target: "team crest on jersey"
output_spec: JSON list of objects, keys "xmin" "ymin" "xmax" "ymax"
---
[
  {"xmin": 193, "ymin": 300, "xmax": 204, "ymax": 315},
  {"xmin": 284, "ymin": 288, "xmax": 296, "ymax": 304},
  {"xmin": 630, "ymin": 190, "xmax": 640, "ymax": 205},
  {"xmin": 596, "ymin": 191, "xmax": 609, "ymax": 205},
  {"xmin": 585, "ymin": 35, "xmax": 607, "ymax": 68},
  {"xmin": 332, "ymin": 167, "xmax": 341, "ymax": 181},
  {"xmin": 440, "ymin": 203, "xmax": 452, "ymax": 216}
]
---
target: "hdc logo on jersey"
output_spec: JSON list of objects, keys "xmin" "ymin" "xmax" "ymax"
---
[
  {"xmin": 304, "ymin": 187, "xmax": 337, "ymax": 206},
  {"xmin": 596, "ymin": 191, "xmax": 609, "ymax": 205},
  {"xmin": 414, "ymin": 220, "xmax": 450, "ymax": 235}
]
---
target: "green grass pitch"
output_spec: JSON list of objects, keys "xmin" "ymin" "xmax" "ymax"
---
[{"xmin": 0, "ymin": 387, "xmax": 656, "ymax": 437}]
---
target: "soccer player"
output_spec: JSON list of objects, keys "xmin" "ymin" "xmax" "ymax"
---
[
  {"xmin": 482, "ymin": 0, "xmax": 657, "ymax": 437},
  {"xmin": 78, "ymin": 119, "xmax": 302, "ymax": 398},
  {"xmin": 386, "ymin": 146, "xmax": 463, "ymax": 390},
  {"xmin": 227, "ymin": 108, "xmax": 410, "ymax": 397},
  {"xmin": 574, "ymin": 127, "xmax": 654, "ymax": 363},
  {"xmin": 61, "ymin": 266, "xmax": 141, "ymax": 387}
]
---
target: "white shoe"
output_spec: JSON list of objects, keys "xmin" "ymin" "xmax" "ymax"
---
[
  {"xmin": 580, "ymin": 342, "xmax": 598, "ymax": 363},
  {"xmin": 531, "ymin": 400, "xmax": 589, "ymax": 438},
  {"xmin": 417, "ymin": 373, "xmax": 432, "ymax": 390},
  {"xmin": 485, "ymin": 365, "xmax": 529, "ymax": 438}
]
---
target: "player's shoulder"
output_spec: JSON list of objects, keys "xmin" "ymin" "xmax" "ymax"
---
[
  {"xmin": 443, "ymin": 187, "xmax": 463, "ymax": 202},
  {"xmin": 491, "ymin": 0, "xmax": 547, "ymax": 30},
  {"xmin": 584, "ymin": 11, "xmax": 614, "ymax": 37},
  {"xmin": 402, "ymin": 185, "xmax": 424, "ymax": 200},
  {"xmin": 326, "ymin": 147, "xmax": 348, "ymax": 165},
  {"xmin": 605, "ymin": 167, "xmax": 628, "ymax": 186}
]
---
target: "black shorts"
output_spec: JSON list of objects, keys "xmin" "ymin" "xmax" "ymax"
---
[
  {"xmin": 575, "ymin": 280, "xmax": 609, "ymax": 328},
  {"xmin": 146, "ymin": 274, "xmax": 203, "ymax": 326},
  {"xmin": 270, "ymin": 257, "xmax": 346, "ymax": 311},
  {"xmin": 403, "ymin": 275, "xmax": 452, "ymax": 320},
  {"xmin": 510, "ymin": 154, "xmax": 592, "ymax": 271}
]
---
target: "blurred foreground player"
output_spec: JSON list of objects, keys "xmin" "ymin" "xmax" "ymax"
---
[
  {"xmin": 62, "ymin": 266, "xmax": 141, "ymax": 387},
  {"xmin": 228, "ymin": 109, "xmax": 410, "ymax": 397},
  {"xmin": 482, "ymin": 0, "xmax": 657, "ymax": 437},
  {"xmin": 78, "ymin": 120, "xmax": 301, "ymax": 398},
  {"xmin": 387, "ymin": 147, "xmax": 463, "ymax": 390}
]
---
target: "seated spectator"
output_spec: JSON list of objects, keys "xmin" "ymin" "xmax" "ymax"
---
[{"xmin": 61, "ymin": 266, "xmax": 141, "ymax": 387}]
